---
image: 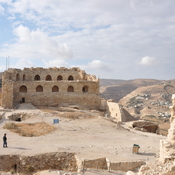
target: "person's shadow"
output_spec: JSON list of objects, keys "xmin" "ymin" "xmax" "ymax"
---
[
  {"xmin": 138, "ymin": 152, "xmax": 156, "ymax": 156},
  {"xmin": 8, "ymin": 147, "xmax": 31, "ymax": 150}
]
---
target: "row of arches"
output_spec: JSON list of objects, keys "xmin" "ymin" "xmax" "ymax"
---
[
  {"xmin": 16, "ymin": 74, "xmax": 75, "ymax": 81},
  {"xmin": 19, "ymin": 85, "xmax": 89, "ymax": 93}
]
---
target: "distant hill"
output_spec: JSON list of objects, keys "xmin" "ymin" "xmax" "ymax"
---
[
  {"xmin": 100, "ymin": 79, "xmax": 165, "ymax": 102},
  {"xmin": 100, "ymin": 79, "xmax": 126, "ymax": 87},
  {"xmin": 119, "ymin": 82, "xmax": 175, "ymax": 117},
  {"xmin": 100, "ymin": 79, "xmax": 175, "ymax": 132}
]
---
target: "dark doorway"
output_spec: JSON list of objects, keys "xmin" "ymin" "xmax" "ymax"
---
[{"xmin": 22, "ymin": 98, "xmax": 25, "ymax": 103}]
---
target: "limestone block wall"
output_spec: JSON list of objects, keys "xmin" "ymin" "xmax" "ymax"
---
[
  {"xmin": 83, "ymin": 158, "xmax": 145, "ymax": 172},
  {"xmin": 83, "ymin": 158, "xmax": 108, "ymax": 170},
  {"xmin": 2, "ymin": 67, "xmax": 97, "ymax": 82},
  {"xmin": 110, "ymin": 161, "xmax": 146, "ymax": 172},
  {"xmin": 0, "ymin": 152, "xmax": 77, "ymax": 174},
  {"xmin": 1, "ymin": 81, "xmax": 13, "ymax": 108},
  {"xmin": 0, "ymin": 153, "xmax": 146, "ymax": 174},
  {"xmin": 2, "ymin": 67, "xmax": 101, "ymax": 109}
]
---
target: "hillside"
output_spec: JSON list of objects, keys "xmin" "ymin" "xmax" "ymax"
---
[
  {"xmin": 119, "ymin": 82, "xmax": 175, "ymax": 118},
  {"xmin": 100, "ymin": 79, "xmax": 164, "ymax": 102}
]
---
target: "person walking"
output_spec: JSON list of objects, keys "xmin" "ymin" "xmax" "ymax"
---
[{"xmin": 3, "ymin": 133, "xmax": 7, "ymax": 148}]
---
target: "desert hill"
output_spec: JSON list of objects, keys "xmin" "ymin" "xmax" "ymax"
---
[
  {"xmin": 119, "ymin": 82, "xmax": 175, "ymax": 118},
  {"xmin": 100, "ymin": 78, "xmax": 164, "ymax": 102}
]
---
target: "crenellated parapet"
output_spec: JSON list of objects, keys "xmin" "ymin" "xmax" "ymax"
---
[{"xmin": 2, "ymin": 67, "xmax": 98, "ymax": 82}]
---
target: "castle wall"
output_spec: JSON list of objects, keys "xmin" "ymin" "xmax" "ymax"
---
[
  {"xmin": 1, "ymin": 81, "xmax": 13, "ymax": 108},
  {"xmin": 2, "ymin": 67, "xmax": 101, "ymax": 109}
]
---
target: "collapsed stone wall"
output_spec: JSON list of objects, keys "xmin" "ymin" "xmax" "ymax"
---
[
  {"xmin": 1, "ymin": 67, "xmax": 101, "ymax": 109},
  {"xmin": 106, "ymin": 100, "xmax": 135, "ymax": 122},
  {"xmin": 0, "ymin": 153, "xmax": 146, "ymax": 174},
  {"xmin": 0, "ymin": 152, "xmax": 77, "ymax": 175}
]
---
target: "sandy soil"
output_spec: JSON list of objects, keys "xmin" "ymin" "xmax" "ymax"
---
[{"xmin": 0, "ymin": 104, "xmax": 166, "ymax": 175}]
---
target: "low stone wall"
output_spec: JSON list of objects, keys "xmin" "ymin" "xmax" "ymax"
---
[
  {"xmin": 82, "ymin": 158, "xmax": 145, "ymax": 172},
  {"xmin": 110, "ymin": 161, "xmax": 146, "ymax": 172},
  {"xmin": 0, "ymin": 153, "xmax": 146, "ymax": 174},
  {"xmin": 0, "ymin": 155, "xmax": 20, "ymax": 172},
  {"xmin": 0, "ymin": 152, "xmax": 77, "ymax": 175},
  {"xmin": 83, "ymin": 157, "xmax": 108, "ymax": 170}
]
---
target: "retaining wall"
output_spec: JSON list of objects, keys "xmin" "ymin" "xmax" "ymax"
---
[
  {"xmin": 0, "ymin": 153, "xmax": 146, "ymax": 174},
  {"xmin": 0, "ymin": 152, "xmax": 77, "ymax": 175}
]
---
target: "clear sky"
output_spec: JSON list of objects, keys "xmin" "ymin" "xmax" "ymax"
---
[{"xmin": 0, "ymin": 0, "xmax": 174, "ymax": 80}]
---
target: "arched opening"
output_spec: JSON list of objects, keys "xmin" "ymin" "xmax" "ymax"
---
[
  {"xmin": 57, "ymin": 75, "xmax": 63, "ymax": 81},
  {"xmin": 52, "ymin": 86, "xmax": 59, "ymax": 92},
  {"xmin": 36, "ymin": 85, "xmax": 43, "ymax": 92},
  {"xmin": 68, "ymin": 75, "xmax": 74, "ymax": 81},
  {"xmin": 19, "ymin": 85, "xmax": 27, "ymax": 92},
  {"xmin": 67, "ymin": 86, "xmax": 74, "ymax": 92},
  {"xmin": 82, "ymin": 86, "xmax": 88, "ymax": 93},
  {"xmin": 46, "ymin": 75, "xmax": 52, "ymax": 81},
  {"xmin": 23, "ymin": 74, "xmax": 26, "ymax": 81},
  {"xmin": 16, "ymin": 73, "xmax": 20, "ymax": 81},
  {"xmin": 34, "ymin": 75, "xmax": 40, "ymax": 81}
]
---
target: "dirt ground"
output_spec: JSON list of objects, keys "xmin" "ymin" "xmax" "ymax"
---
[{"xmin": 0, "ymin": 104, "xmax": 166, "ymax": 175}]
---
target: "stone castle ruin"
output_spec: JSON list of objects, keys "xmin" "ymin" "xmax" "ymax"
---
[{"xmin": 0, "ymin": 67, "xmax": 101, "ymax": 109}]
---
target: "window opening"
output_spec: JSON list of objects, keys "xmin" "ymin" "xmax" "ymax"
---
[
  {"xmin": 36, "ymin": 85, "xmax": 43, "ymax": 92},
  {"xmin": 16, "ymin": 73, "xmax": 20, "ymax": 81},
  {"xmin": 68, "ymin": 75, "xmax": 74, "ymax": 81},
  {"xmin": 82, "ymin": 86, "xmax": 88, "ymax": 93},
  {"xmin": 57, "ymin": 75, "xmax": 63, "ymax": 81},
  {"xmin": 67, "ymin": 86, "xmax": 74, "ymax": 92},
  {"xmin": 46, "ymin": 75, "xmax": 52, "ymax": 81},
  {"xmin": 52, "ymin": 86, "xmax": 59, "ymax": 92},
  {"xmin": 34, "ymin": 75, "xmax": 40, "ymax": 81},
  {"xmin": 23, "ymin": 74, "xmax": 26, "ymax": 81},
  {"xmin": 19, "ymin": 85, "xmax": 27, "ymax": 92}
]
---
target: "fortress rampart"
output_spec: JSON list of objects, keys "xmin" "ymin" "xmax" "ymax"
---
[{"xmin": 1, "ymin": 67, "xmax": 101, "ymax": 109}]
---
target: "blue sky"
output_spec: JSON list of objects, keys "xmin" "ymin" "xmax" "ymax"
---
[{"xmin": 0, "ymin": 0, "xmax": 175, "ymax": 80}]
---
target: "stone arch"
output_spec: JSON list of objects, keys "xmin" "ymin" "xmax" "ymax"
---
[
  {"xmin": 68, "ymin": 75, "xmax": 74, "ymax": 81},
  {"xmin": 57, "ymin": 75, "xmax": 63, "ymax": 81},
  {"xmin": 23, "ymin": 74, "xmax": 26, "ymax": 81},
  {"xmin": 46, "ymin": 75, "xmax": 52, "ymax": 81},
  {"xmin": 82, "ymin": 86, "xmax": 88, "ymax": 93},
  {"xmin": 52, "ymin": 86, "xmax": 59, "ymax": 92},
  {"xmin": 34, "ymin": 75, "xmax": 40, "ymax": 81},
  {"xmin": 36, "ymin": 85, "xmax": 43, "ymax": 92},
  {"xmin": 16, "ymin": 73, "xmax": 20, "ymax": 81},
  {"xmin": 19, "ymin": 85, "xmax": 27, "ymax": 92},
  {"xmin": 67, "ymin": 86, "xmax": 74, "ymax": 92}
]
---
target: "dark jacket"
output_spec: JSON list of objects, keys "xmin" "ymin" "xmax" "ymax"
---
[{"xmin": 3, "ymin": 135, "xmax": 7, "ymax": 142}]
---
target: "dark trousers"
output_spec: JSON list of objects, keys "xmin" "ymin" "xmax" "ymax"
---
[{"xmin": 3, "ymin": 141, "xmax": 7, "ymax": 147}]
